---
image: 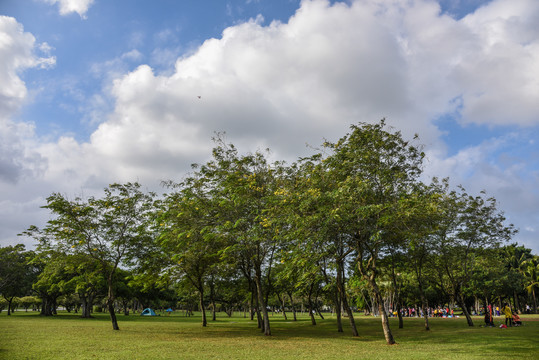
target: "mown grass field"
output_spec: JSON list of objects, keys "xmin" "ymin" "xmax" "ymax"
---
[{"xmin": 1, "ymin": 310, "xmax": 537, "ymax": 359}]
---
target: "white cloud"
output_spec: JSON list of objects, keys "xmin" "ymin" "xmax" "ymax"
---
[
  {"xmin": 42, "ymin": 0, "xmax": 95, "ymax": 19},
  {"xmin": 0, "ymin": 16, "xmax": 54, "ymax": 183}
]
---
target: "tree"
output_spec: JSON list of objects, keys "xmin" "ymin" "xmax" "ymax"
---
[
  {"xmin": 433, "ymin": 187, "xmax": 516, "ymax": 326},
  {"xmin": 158, "ymin": 172, "xmax": 222, "ymax": 327},
  {"xmin": 0, "ymin": 244, "xmax": 36, "ymax": 315},
  {"xmin": 206, "ymin": 140, "xmax": 282, "ymax": 336},
  {"xmin": 23, "ymin": 182, "xmax": 156, "ymax": 330},
  {"xmin": 279, "ymin": 157, "xmax": 359, "ymax": 335},
  {"xmin": 319, "ymin": 120, "xmax": 425, "ymax": 345},
  {"xmin": 522, "ymin": 255, "xmax": 539, "ymax": 313}
]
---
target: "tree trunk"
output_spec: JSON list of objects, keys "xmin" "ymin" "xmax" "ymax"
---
[
  {"xmin": 513, "ymin": 290, "xmax": 520, "ymax": 314},
  {"xmin": 6, "ymin": 296, "xmax": 14, "ymax": 316},
  {"xmin": 210, "ymin": 277, "xmax": 216, "ymax": 321},
  {"xmin": 250, "ymin": 290, "xmax": 255, "ymax": 321},
  {"xmin": 457, "ymin": 293, "xmax": 474, "ymax": 326},
  {"xmin": 277, "ymin": 293, "xmax": 287, "ymax": 320},
  {"xmin": 287, "ymin": 291, "xmax": 297, "ymax": 321},
  {"xmin": 334, "ymin": 289, "xmax": 343, "ymax": 333},
  {"xmin": 396, "ymin": 302, "xmax": 403, "ymax": 329},
  {"xmin": 376, "ymin": 292, "xmax": 395, "ymax": 345},
  {"xmin": 418, "ymin": 285, "xmax": 430, "ymax": 331},
  {"xmin": 532, "ymin": 288, "xmax": 537, "ymax": 314},
  {"xmin": 107, "ymin": 276, "xmax": 120, "ymax": 330},
  {"xmin": 254, "ymin": 275, "xmax": 271, "ymax": 336},
  {"xmin": 341, "ymin": 292, "xmax": 358, "ymax": 336},
  {"xmin": 316, "ymin": 306, "xmax": 325, "ymax": 319},
  {"xmin": 199, "ymin": 289, "xmax": 207, "ymax": 327},
  {"xmin": 81, "ymin": 296, "xmax": 90, "ymax": 318},
  {"xmin": 308, "ymin": 298, "xmax": 317, "ymax": 326},
  {"xmin": 337, "ymin": 260, "xmax": 358, "ymax": 336}
]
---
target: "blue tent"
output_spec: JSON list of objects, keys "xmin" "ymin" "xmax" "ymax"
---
[{"xmin": 140, "ymin": 308, "xmax": 157, "ymax": 316}]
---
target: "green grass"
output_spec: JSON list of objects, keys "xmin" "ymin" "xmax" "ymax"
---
[{"xmin": 1, "ymin": 310, "xmax": 538, "ymax": 359}]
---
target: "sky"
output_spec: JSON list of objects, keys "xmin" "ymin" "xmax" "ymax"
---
[{"xmin": 1, "ymin": 0, "xmax": 538, "ymax": 253}]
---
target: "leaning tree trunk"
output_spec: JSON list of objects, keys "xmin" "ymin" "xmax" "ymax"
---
[
  {"xmin": 287, "ymin": 291, "xmax": 297, "ymax": 321},
  {"xmin": 369, "ymin": 278, "xmax": 396, "ymax": 345},
  {"xmin": 307, "ymin": 282, "xmax": 317, "ymax": 326},
  {"xmin": 337, "ymin": 262, "xmax": 358, "ymax": 335},
  {"xmin": 106, "ymin": 274, "xmax": 119, "ymax": 330},
  {"xmin": 254, "ymin": 274, "xmax": 271, "ymax": 336},
  {"xmin": 341, "ymin": 291, "xmax": 358, "ymax": 336},
  {"xmin": 457, "ymin": 293, "xmax": 474, "ymax": 327}
]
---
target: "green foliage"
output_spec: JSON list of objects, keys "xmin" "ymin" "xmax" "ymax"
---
[{"xmin": 14, "ymin": 120, "xmax": 531, "ymax": 343}]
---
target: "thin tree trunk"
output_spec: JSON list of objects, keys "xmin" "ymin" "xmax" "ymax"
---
[
  {"xmin": 199, "ymin": 289, "xmax": 207, "ymax": 327},
  {"xmin": 316, "ymin": 306, "xmax": 325, "ymax": 320},
  {"xmin": 396, "ymin": 301, "xmax": 403, "ymax": 329},
  {"xmin": 307, "ymin": 282, "xmax": 317, "ymax": 325},
  {"xmin": 250, "ymin": 290, "xmax": 255, "ymax": 321},
  {"xmin": 513, "ymin": 290, "xmax": 520, "ymax": 314},
  {"xmin": 277, "ymin": 293, "xmax": 287, "ymax": 320},
  {"xmin": 532, "ymin": 288, "xmax": 537, "ymax": 314},
  {"xmin": 254, "ymin": 275, "xmax": 271, "ymax": 336},
  {"xmin": 337, "ymin": 262, "xmax": 358, "ymax": 336},
  {"xmin": 287, "ymin": 291, "xmax": 297, "ymax": 321},
  {"xmin": 334, "ymin": 288, "xmax": 343, "ymax": 332},
  {"xmin": 6, "ymin": 297, "xmax": 13, "ymax": 316},
  {"xmin": 210, "ymin": 277, "xmax": 216, "ymax": 321},
  {"xmin": 457, "ymin": 293, "xmax": 474, "ymax": 326},
  {"xmin": 107, "ymin": 284, "xmax": 119, "ymax": 330},
  {"xmin": 418, "ymin": 284, "xmax": 430, "ymax": 331}
]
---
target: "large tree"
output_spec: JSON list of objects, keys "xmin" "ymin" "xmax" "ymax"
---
[
  {"xmin": 23, "ymin": 182, "xmax": 156, "ymax": 330},
  {"xmin": 320, "ymin": 120, "xmax": 425, "ymax": 345}
]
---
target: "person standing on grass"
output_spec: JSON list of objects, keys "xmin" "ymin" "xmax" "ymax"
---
[
  {"xmin": 502, "ymin": 303, "xmax": 513, "ymax": 327},
  {"xmin": 484, "ymin": 311, "xmax": 494, "ymax": 327}
]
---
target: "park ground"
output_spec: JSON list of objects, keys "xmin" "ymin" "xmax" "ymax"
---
[{"xmin": 1, "ymin": 311, "xmax": 538, "ymax": 359}]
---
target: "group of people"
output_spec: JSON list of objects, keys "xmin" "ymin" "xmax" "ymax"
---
[{"xmin": 484, "ymin": 303, "xmax": 522, "ymax": 327}]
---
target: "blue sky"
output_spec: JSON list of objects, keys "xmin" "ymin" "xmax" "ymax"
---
[{"xmin": 1, "ymin": 0, "xmax": 538, "ymax": 252}]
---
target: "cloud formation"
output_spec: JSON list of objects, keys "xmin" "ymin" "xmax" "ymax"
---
[
  {"xmin": 3, "ymin": 0, "xmax": 539, "ymax": 250},
  {"xmin": 42, "ymin": 0, "xmax": 95, "ymax": 18}
]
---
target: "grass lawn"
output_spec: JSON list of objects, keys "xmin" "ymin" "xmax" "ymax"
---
[{"xmin": 1, "ymin": 310, "xmax": 537, "ymax": 359}]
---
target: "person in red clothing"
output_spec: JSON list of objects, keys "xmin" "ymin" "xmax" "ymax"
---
[
  {"xmin": 512, "ymin": 312, "xmax": 522, "ymax": 326},
  {"xmin": 484, "ymin": 311, "xmax": 494, "ymax": 327}
]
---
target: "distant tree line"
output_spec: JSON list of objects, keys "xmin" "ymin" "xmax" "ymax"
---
[{"xmin": 2, "ymin": 120, "xmax": 537, "ymax": 345}]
